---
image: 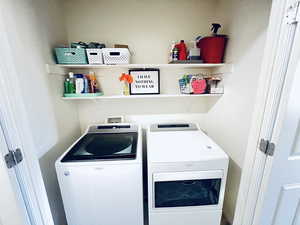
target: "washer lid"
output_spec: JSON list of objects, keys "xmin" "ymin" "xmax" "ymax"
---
[{"xmin": 61, "ymin": 132, "xmax": 138, "ymax": 162}]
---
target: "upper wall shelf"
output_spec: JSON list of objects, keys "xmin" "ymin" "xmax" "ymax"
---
[
  {"xmin": 47, "ymin": 63, "xmax": 231, "ymax": 75},
  {"xmin": 55, "ymin": 63, "xmax": 225, "ymax": 69}
]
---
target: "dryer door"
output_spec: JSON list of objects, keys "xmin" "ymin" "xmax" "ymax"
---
[{"xmin": 153, "ymin": 170, "xmax": 224, "ymax": 210}]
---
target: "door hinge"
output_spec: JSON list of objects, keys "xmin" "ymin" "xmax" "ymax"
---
[
  {"xmin": 286, "ymin": 1, "xmax": 300, "ymax": 24},
  {"xmin": 259, "ymin": 139, "xmax": 275, "ymax": 156},
  {"xmin": 4, "ymin": 148, "xmax": 23, "ymax": 169}
]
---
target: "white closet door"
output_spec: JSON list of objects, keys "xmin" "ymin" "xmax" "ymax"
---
[
  {"xmin": 253, "ymin": 2, "xmax": 300, "ymax": 224},
  {"xmin": 255, "ymin": 55, "xmax": 300, "ymax": 225},
  {"xmin": 0, "ymin": 127, "xmax": 30, "ymax": 225}
]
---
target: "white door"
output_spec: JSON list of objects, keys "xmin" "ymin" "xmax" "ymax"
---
[
  {"xmin": 0, "ymin": 125, "xmax": 30, "ymax": 225},
  {"xmin": 252, "ymin": 3, "xmax": 300, "ymax": 224}
]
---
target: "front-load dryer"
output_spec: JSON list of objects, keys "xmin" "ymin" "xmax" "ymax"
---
[
  {"xmin": 147, "ymin": 123, "xmax": 229, "ymax": 225},
  {"xmin": 56, "ymin": 124, "xmax": 143, "ymax": 225}
]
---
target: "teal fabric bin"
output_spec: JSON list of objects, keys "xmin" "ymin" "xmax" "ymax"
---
[{"xmin": 55, "ymin": 48, "xmax": 88, "ymax": 64}]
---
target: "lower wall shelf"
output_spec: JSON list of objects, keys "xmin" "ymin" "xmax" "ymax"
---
[{"xmin": 62, "ymin": 94, "xmax": 223, "ymax": 100}]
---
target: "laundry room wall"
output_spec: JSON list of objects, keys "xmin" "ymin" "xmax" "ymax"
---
[
  {"xmin": 63, "ymin": 0, "xmax": 219, "ymax": 64},
  {"xmin": 204, "ymin": 0, "xmax": 272, "ymax": 223},
  {"xmin": 1, "ymin": 1, "xmax": 81, "ymax": 225},
  {"xmin": 62, "ymin": 0, "xmax": 221, "ymax": 131}
]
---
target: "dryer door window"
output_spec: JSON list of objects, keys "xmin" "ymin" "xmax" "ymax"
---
[{"xmin": 153, "ymin": 171, "xmax": 223, "ymax": 208}]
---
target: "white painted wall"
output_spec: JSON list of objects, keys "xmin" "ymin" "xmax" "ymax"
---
[
  {"xmin": 205, "ymin": 0, "xmax": 272, "ymax": 222},
  {"xmin": 63, "ymin": 0, "xmax": 219, "ymax": 64},
  {"xmin": 1, "ymin": 1, "xmax": 81, "ymax": 225}
]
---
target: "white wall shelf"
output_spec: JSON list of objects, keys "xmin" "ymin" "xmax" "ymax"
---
[
  {"xmin": 55, "ymin": 63, "xmax": 225, "ymax": 69},
  {"xmin": 62, "ymin": 94, "xmax": 223, "ymax": 100},
  {"xmin": 46, "ymin": 63, "xmax": 232, "ymax": 75}
]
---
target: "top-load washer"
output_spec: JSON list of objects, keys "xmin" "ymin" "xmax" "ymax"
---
[
  {"xmin": 56, "ymin": 124, "xmax": 143, "ymax": 225},
  {"xmin": 147, "ymin": 123, "xmax": 229, "ymax": 225}
]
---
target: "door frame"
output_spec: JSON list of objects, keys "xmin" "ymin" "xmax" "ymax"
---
[
  {"xmin": 0, "ymin": 1, "xmax": 295, "ymax": 225},
  {"xmin": 233, "ymin": 0, "xmax": 299, "ymax": 224}
]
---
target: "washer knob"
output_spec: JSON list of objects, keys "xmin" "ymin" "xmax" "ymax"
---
[{"xmin": 64, "ymin": 171, "xmax": 70, "ymax": 176}]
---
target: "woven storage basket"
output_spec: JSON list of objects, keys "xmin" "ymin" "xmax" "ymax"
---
[
  {"xmin": 102, "ymin": 48, "xmax": 130, "ymax": 65},
  {"xmin": 86, "ymin": 49, "xmax": 103, "ymax": 64},
  {"xmin": 55, "ymin": 48, "xmax": 87, "ymax": 64}
]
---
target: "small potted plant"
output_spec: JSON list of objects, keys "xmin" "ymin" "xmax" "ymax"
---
[{"xmin": 119, "ymin": 73, "xmax": 133, "ymax": 96}]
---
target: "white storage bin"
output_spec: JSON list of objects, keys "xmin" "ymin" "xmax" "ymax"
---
[
  {"xmin": 86, "ymin": 49, "xmax": 103, "ymax": 64},
  {"xmin": 102, "ymin": 48, "xmax": 130, "ymax": 65}
]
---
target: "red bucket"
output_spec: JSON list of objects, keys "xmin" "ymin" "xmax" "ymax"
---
[{"xmin": 197, "ymin": 36, "xmax": 228, "ymax": 63}]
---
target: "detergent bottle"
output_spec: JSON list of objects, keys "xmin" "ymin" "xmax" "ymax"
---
[
  {"xmin": 175, "ymin": 40, "xmax": 187, "ymax": 60},
  {"xmin": 197, "ymin": 23, "xmax": 228, "ymax": 63}
]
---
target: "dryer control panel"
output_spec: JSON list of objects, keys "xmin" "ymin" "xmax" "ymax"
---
[{"xmin": 150, "ymin": 123, "xmax": 198, "ymax": 132}]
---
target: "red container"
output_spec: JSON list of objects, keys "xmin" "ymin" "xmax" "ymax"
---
[
  {"xmin": 175, "ymin": 40, "xmax": 188, "ymax": 60},
  {"xmin": 197, "ymin": 36, "xmax": 228, "ymax": 63}
]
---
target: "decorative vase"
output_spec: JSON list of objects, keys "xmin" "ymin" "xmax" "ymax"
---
[{"xmin": 123, "ymin": 82, "xmax": 130, "ymax": 96}]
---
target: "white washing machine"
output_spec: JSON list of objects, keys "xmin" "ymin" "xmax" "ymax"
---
[
  {"xmin": 147, "ymin": 123, "xmax": 229, "ymax": 225},
  {"xmin": 56, "ymin": 124, "xmax": 143, "ymax": 225}
]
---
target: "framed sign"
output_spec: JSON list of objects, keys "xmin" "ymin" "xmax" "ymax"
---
[{"xmin": 129, "ymin": 69, "xmax": 160, "ymax": 95}]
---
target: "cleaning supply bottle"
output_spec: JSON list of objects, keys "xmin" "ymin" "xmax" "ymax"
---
[
  {"xmin": 172, "ymin": 47, "xmax": 179, "ymax": 61},
  {"xmin": 75, "ymin": 74, "xmax": 84, "ymax": 94},
  {"xmin": 188, "ymin": 40, "xmax": 201, "ymax": 60},
  {"xmin": 169, "ymin": 41, "xmax": 177, "ymax": 62},
  {"xmin": 64, "ymin": 78, "xmax": 70, "ymax": 94},
  {"xmin": 211, "ymin": 23, "xmax": 222, "ymax": 36},
  {"xmin": 68, "ymin": 72, "xmax": 75, "ymax": 93},
  {"xmin": 83, "ymin": 75, "xmax": 89, "ymax": 93},
  {"xmin": 175, "ymin": 40, "xmax": 187, "ymax": 60},
  {"xmin": 88, "ymin": 71, "xmax": 99, "ymax": 93}
]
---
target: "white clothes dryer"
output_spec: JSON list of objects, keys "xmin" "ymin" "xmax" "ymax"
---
[{"xmin": 147, "ymin": 123, "xmax": 229, "ymax": 225}]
